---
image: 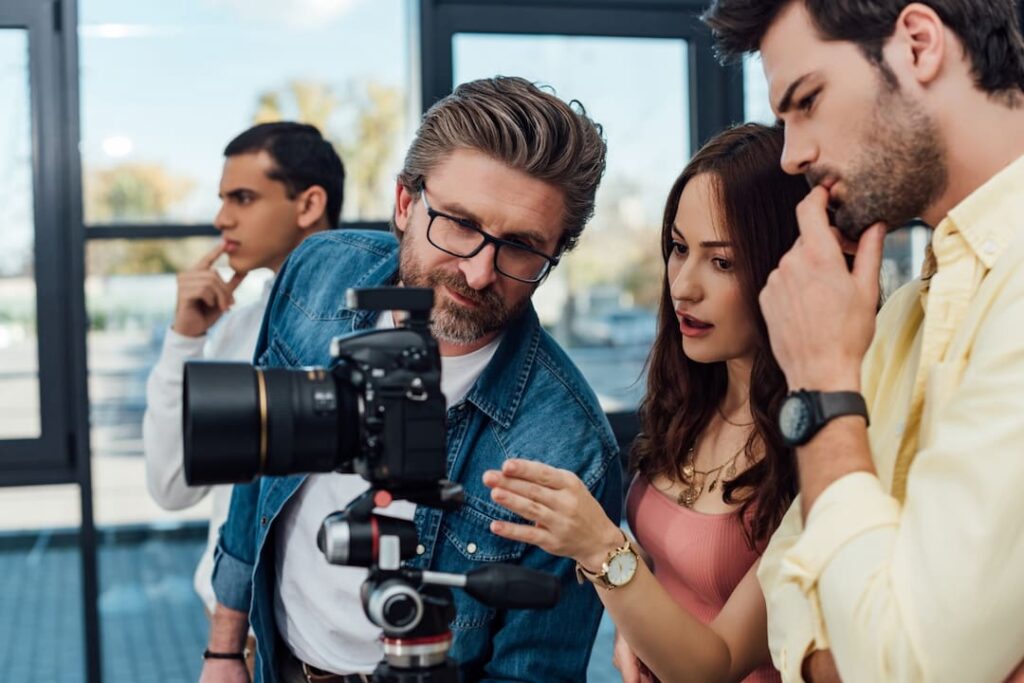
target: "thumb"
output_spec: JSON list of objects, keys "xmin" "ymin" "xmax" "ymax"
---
[{"xmin": 852, "ymin": 223, "xmax": 886, "ymax": 294}]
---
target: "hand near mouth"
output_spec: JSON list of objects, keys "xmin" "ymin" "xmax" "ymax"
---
[
  {"xmin": 172, "ymin": 241, "xmax": 247, "ymax": 338},
  {"xmin": 759, "ymin": 185, "xmax": 885, "ymax": 391}
]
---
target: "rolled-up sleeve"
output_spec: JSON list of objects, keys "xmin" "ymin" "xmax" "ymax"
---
[
  {"xmin": 211, "ymin": 480, "xmax": 260, "ymax": 612},
  {"xmin": 758, "ymin": 500, "xmax": 818, "ymax": 683}
]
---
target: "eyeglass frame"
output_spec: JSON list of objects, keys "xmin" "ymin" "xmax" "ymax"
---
[{"xmin": 418, "ymin": 183, "xmax": 561, "ymax": 284}]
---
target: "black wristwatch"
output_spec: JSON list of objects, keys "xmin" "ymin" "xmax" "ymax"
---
[{"xmin": 778, "ymin": 390, "xmax": 869, "ymax": 447}]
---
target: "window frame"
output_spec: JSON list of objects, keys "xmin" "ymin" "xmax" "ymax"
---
[{"xmin": 419, "ymin": 0, "xmax": 745, "ymax": 449}]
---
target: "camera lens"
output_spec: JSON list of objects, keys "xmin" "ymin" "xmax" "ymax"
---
[{"xmin": 183, "ymin": 361, "xmax": 359, "ymax": 485}]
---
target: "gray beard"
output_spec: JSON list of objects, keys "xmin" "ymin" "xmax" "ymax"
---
[{"xmin": 398, "ymin": 245, "xmax": 525, "ymax": 345}]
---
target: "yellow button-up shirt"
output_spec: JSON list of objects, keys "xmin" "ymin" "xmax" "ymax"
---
[{"xmin": 758, "ymin": 154, "xmax": 1024, "ymax": 683}]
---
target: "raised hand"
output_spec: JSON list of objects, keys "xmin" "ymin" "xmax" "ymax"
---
[
  {"xmin": 173, "ymin": 242, "xmax": 247, "ymax": 338},
  {"xmin": 483, "ymin": 458, "xmax": 623, "ymax": 572},
  {"xmin": 758, "ymin": 186, "xmax": 886, "ymax": 392}
]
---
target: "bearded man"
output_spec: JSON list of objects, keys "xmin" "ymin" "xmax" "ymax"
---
[
  {"xmin": 703, "ymin": 1, "xmax": 1024, "ymax": 681},
  {"xmin": 199, "ymin": 76, "xmax": 622, "ymax": 683}
]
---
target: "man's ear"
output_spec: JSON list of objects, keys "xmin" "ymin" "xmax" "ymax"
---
[
  {"xmin": 888, "ymin": 3, "xmax": 946, "ymax": 87},
  {"xmin": 393, "ymin": 181, "xmax": 416, "ymax": 236},
  {"xmin": 296, "ymin": 185, "xmax": 329, "ymax": 230}
]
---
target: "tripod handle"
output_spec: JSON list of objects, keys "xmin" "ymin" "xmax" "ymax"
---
[{"xmin": 463, "ymin": 564, "xmax": 561, "ymax": 609}]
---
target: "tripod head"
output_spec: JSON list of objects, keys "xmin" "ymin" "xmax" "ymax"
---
[{"xmin": 318, "ymin": 484, "xmax": 561, "ymax": 682}]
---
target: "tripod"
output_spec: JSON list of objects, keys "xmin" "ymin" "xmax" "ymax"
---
[{"xmin": 318, "ymin": 484, "xmax": 560, "ymax": 683}]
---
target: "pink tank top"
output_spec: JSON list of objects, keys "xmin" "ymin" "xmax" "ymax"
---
[{"xmin": 626, "ymin": 476, "xmax": 780, "ymax": 683}]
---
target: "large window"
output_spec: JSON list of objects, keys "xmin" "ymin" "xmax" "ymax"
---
[
  {"xmin": 0, "ymin": 2, "xmax": 751, "ymax": 680},
  {"xmin": 85, "ymin": 238, "xmax": 274, "ymax": 526},
  {"xmin": 77, "ymin": 0, "xmax": 416, "ymax": 523},
  {"xmin": 74, "ymin": 3, "xmax": 418, "ymax": 680},
  {"xmin": 0, "ymin": 29, "xmax": 40, "ymax": 440},
  {"xmin": 454, "ymin": 34, "xmax": 690, "ymax": 410},
  {"xmin": 79, "ymin": 0, "xmax": 416, "ymax": 226}
]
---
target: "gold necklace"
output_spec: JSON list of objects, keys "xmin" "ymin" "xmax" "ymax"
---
[
  {"xmin": 717, "ymin": 405, "xmax": 755, "ymax": 428},
  {"xmin": 677, "ymin": 447, "xmax": 742, "ymax": 508}
]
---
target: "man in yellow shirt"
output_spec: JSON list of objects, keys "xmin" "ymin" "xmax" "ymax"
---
[{"xmin": 701, "ymin": 1, "xmax": 1024, "ymax": 681}]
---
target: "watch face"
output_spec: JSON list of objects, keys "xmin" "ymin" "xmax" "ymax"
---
[
  {"xmin": 607, "ymin": 549, "xmax": 638, "ymax": 587},
  {"xmin": 779, "ymin": 395, "xmax": 811, "ymax": 444}
]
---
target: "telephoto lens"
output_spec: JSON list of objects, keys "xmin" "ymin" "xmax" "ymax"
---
[{"xmin": 182, "ymin": 361, "xmax": 359, "ymax": 485}]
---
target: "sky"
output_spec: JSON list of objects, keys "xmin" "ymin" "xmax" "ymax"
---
[{"xmin": 77, "ymin": 0, "xmax": 412, "ymax": 222}]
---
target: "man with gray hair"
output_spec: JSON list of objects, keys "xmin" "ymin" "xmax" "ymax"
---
[{"xmin": 200, "ymin": 76, "xmax": 621, "ymax": 683}]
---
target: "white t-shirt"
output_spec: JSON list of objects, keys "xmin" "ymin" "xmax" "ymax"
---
[{"xmin": 274, "ymin": 311, "xmax": 501, "ymax": 674}]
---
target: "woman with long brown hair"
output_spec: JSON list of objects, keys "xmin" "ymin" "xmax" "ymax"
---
[{"xmin": 483, "ymin": 123, "xmax": 808, "ymax": 682}]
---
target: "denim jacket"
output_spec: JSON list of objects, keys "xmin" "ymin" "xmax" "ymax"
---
[{"xmin": 211, "ymin": 230, "xmax": 623, "ymax": 682}]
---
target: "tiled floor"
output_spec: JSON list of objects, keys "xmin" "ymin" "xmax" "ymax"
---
[{"xmin": 0, "ymin": 526, "xmax": 621, "ymax": 682}]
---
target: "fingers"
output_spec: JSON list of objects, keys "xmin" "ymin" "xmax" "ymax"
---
[
  {"xmin": 852, "ymin": 222, "xmax": 886, "ymax": 293},
  {"xmin": 613, "ymin": 632, "xmax": 642, "ymax": 683},
  {"xmin": 489, "ymin": 485, "xmax": 554, "ymax": 526},
  {"xmin": 830, "ymin": 227, "xmax": 860, "ymax": 256},
  {"xmin": 178, "ymin": 270, "xmax": 235, "ymax": 311},
  {"xmin": 482, "ymin": 469, "xmax": 559, "ymax": 509},
  {"xmin": 795, "ymin": 186, "xmax": 834, "ymax": 247},
  {"xmin": 196, "ymin": 241, "xmax": 228, "ymax": 270},
  {"xmin": 500, "ymin": 458, "xmax": 572, "ymax": 490},
  {"xmin": 489, "ymin": 519, "xmax": 548, "ymax": 547}
]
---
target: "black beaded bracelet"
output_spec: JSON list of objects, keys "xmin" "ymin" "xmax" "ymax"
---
[{"xmin": 203, "ymin": 649, "xmax": 246, "ymax": 660}]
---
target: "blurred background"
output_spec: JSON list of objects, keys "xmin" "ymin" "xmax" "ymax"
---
[{"xmin": 0, "ymin": 1, "xmax": 931, "ymax": 680}]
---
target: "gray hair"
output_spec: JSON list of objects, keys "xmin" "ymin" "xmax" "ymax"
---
[{"xmin": 397, "ymin": 76, "xmax": 607, "ymax": 253}]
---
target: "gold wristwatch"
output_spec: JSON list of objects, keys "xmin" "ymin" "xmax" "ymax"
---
[{"xmin": 575, "ymin": 531, "xmax": 639, "ymax": 590}]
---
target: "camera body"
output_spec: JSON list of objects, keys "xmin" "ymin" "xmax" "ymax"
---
[
  {"xmin": 329, "ymin": 288, "xmax": 447, "ymax": 490},
  {"xmin": 183, "ymin": 287, "xmax": 447, "ymax": 490}
]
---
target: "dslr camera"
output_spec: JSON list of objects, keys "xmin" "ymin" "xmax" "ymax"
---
[{"xmin": 182, "ymin": 287, "xmax": 558, "ymax": 683}]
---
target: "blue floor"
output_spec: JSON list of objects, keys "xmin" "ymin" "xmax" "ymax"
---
[{"xmin": 0, "ymin": 527, "xmax": 621, "ymax": 682}]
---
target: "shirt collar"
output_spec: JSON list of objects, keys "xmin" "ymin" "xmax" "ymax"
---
[{"xmin": 935, "ymin": 153, "xmax": 1024, "ymax": 270}]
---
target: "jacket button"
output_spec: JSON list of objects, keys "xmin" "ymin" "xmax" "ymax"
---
[
  {"xmin": 466, "ymin": 542, "xmax": 478, "ymax": 554},
  {"xmin": 416, "ymin": 544, "xmax": 425, "ymax": 555},
  {"xmin": 260, "ymin": 516, "xmax": 269, "ymax": 526}
]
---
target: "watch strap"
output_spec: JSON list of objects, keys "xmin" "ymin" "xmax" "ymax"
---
[
  {"xmin": 574, "ymin": 531, "xmax": 632, "ymax": 589},
  {"xmin": 818, "ymin": 391, "xmax": 869, "ymax": 427}
]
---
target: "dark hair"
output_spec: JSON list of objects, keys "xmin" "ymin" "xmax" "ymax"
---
[
  {"xmin": 224, "ymin": 122, "xmax": 346, "ymax": 229},
  {"xmin": 630, "ymin": 123, "xmax": 807, "ymax": 549},
  {"xmin": 397, "ymin": 76, "xmax": 607, "ymax": 253},
  {"xmin": 702, "ymin": 0, "xmax": 1024, "ymax": 100}
]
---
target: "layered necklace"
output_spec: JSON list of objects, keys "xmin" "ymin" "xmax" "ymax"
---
[
  {"xmin": 675, "ymin": 404, "xmax": 754, "ymax": 508},
  {"xmin": 677, "ymin": 446, "xmax": 743, "ymax": 508}
]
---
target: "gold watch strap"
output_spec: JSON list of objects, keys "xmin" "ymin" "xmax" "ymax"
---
[{"xmin": 575, "ymin": 531, "xmax": 631, "ymax": 588}]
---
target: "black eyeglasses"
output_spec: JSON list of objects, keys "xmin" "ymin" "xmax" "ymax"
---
[{"xmin": 420, "ymin": 185, "xmax": 559, "ymax": 284}]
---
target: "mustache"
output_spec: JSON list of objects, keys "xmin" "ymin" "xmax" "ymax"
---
[
  {"xmin": 428, "ymin": 270, "xmax": 503, "ymax": 309},
  {"xmin": 805, "ymin": 167, "xmax": 835, "ymax": 190}
]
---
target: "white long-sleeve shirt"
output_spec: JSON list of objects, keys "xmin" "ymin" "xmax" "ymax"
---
[{"xmin": 142, "ymin": 279, "xmax": 272, "ymax": 612}]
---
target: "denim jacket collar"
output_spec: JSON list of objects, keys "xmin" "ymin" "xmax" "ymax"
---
[
  {"xmin": 461, "ymin": 305, "xmax": 541, "ymax": 430},
  {"xmin": 352, "ymin": 253, "xmax": 399, "ymax": 330}
]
